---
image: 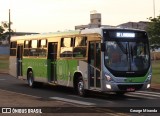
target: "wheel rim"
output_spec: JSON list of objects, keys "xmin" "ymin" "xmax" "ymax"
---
[
  {"xmin": 78, "ymin": 80, "xmax": 84, "ymax": 95},
  {"xmin": 28, "ymin": 72, "xmax": 33, "ymax": 86}
]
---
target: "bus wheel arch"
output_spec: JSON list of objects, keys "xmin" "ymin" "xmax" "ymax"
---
[
  {"xmin": 27, "ymin": 68, "xmax": 35, "ymax": 87},
  {"xmin": 73, "ymin": 72, "xmax": 86, "ymax": 96}
]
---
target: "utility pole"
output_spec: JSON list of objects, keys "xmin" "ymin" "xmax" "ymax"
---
[
  {"xmin": 8, "ymin": 9, "xmax": 11, "ymax": 43},
  {"xmin": 153, "ymin": 0, "xmax": 155, "ymax": 18}
]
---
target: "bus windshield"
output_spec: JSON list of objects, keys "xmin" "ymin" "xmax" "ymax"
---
[
  {"xmin": 103, "ymin": 29, "xmax": 150, "ymax": 77},
  {"xmin": 105, "ymin": 41, "xmax": 150, "ymax": 71}
]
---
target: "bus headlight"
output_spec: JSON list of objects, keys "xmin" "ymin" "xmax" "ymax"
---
[
  {"xmin": 147, "ymin": 84, "xmax": 151, "ymax": 88},
  {"xmin": 106, "ymin": 84, "xmax": 111, "ymax": 89}
]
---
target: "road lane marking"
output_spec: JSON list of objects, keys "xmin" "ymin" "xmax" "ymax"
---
[
  {"xmin": 50, "ymin": 97, "xmax": 96, "ymax": 106},
  {"xmin": 68, "ymin": 94, "xmax": 114, "ymax": 103},
  {"xmin": 137, "ymin": 91, "xmax": 160, "ymax": 95},
  {"xmin": 0, "ymin": 89, "xmax": 42, "ymax": 99},
  {"xmin": 129, "ymin": 91, "xmax": 160, "ymax": 98},
  {"xmin": 126, "ymin": 94, "xmax": 156, "ymax": 100}
]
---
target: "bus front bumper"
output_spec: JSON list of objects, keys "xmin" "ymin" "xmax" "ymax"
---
[{"xmin": 103, "ymin": 81, "xmax": 151, "ymax": 92}]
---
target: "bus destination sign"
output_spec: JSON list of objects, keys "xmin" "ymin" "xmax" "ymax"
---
[{"xmin": 116, "ymin": 32, "xmax": 135, "ymax": 38}]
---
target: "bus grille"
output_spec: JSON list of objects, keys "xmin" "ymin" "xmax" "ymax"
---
[{"xmin": 118, "ymin": 84, "xmax": 143, "ymax": 91}]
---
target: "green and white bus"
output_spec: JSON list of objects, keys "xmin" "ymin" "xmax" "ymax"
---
[{"xmin": 9, "ymin": 27, "xmax": 152, "ymax": 96}]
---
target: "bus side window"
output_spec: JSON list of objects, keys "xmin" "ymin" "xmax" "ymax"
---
[
  {"xmin": 10, "ymin": 41, "xmax": 17, "ymax": 48},
  {"xmin": 10, "ymin": 41, "xmax": 17, "ymax": 56},
  {"xmin": 75, "ymin": 36, "xmax": 87, "ymax": 47},
  {"xmin": 38, "ymin": 39, "xmax": 47, "ymax": 57},
  {"xmin": 60, "ymin": 38, "xmax": 73, "ymax": 57},
  {"xmin": 23, "ymin": 40, "xmax": 30, "ymax": 57},
  {"xmin": 73, "ymin": 36, "xmax": 87, "ymax": 58},
  {"xmin": 96, "ymin": 42, "xmax": 101, "ymax": 69},
  {"xmin": 89, "ymin": 43, "xmax": 95, "ymax": 66},
  {"xmin": 61, "ymin": 38, "xmax": 64, "ymax": 47},
  {"xmin": 24, "ymin": 40, "xmax": 29, "ymax": 48},
  {"xmin": 39, "ymin": 39, "xmax": 47, "ymax": 48},
  {"xmin": 31, "ymin": 40, "xmax": 38, "ymax": 48},
  {"xmin": 29, "ymin": 40, "xmax": 38, "ymax": 56}
]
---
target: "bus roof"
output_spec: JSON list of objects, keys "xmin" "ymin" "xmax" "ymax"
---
[
  {"xmin": 81, "ymin": 27, "xmax": 146, "ymax": 35},
  {"xmin": 11, "ymin": 27, "xmax": 146, "ymax": 41},
  {"xmin": 10, "ymin": 30, "xmax": 80, "ymax": 41}
]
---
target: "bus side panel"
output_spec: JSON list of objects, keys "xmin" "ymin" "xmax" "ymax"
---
[
  {"xmin": 78, "ymin": 60, "xmax": 89, "ymax": 89},
  {"xmin": 9, "ymin": 56, "xmax": 17, "ymax": 77},
  {"xmin": 23, "ymin": 58, "xmax": 48, "ymax": 82},
  {"xmin": 56, "ymin": 59, "xmax": 78, "ymax": 86},
  {"xmin": 47, "ymin": 59, "xmax": 51, "ymax": 82},
  {"xmin": 68, "ymin": 59, "xmax": 79, "ymax": 86}
]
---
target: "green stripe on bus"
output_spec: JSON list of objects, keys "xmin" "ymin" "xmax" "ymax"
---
[
  {"xmin": 56, "ymin": 59, "xmax": 78, "ymax": 81},
  {"xmin": 23, "ymin": 58, "xmax": 78, "ymax": 81},
  {"xmin": 23, "ymin": 58, "xmax": 47, "ymax": 78},
  {"xmin": 124, "ymin": 76, "xmax": 147, "ymax": 83}
]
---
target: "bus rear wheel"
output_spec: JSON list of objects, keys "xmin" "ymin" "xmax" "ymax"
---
[
  {"xmin": 77, "ymin": 78, "xmax": 86, "ymax": 97},
  {"xmin": 27, "ymin": 71, "xmax": 35, "ymax": 87}
]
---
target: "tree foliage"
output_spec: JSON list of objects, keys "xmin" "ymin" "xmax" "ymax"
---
[
  {"xmin": 146, "ymin": 15, "xmax": 160, "ymax": 45},
  {"xmin": 0, "ymin": 21, "xmax": 13, "ymax": 40},
  {"xmin": 0, "ymin": 25, "xmax": 5, "ymax": 35}
]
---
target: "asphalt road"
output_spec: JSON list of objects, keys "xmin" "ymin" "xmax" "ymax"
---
[{"xmin": 0, "ymin": 74, "xmax": 160, "ymax": 115}]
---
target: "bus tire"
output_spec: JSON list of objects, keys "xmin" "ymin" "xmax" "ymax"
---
[
  {"xmin": 27, "ymin": 71, "xmax": 35, "ymax": 88},
  {"xmin": 77, "ymin": 78, "xmax": 86, "ymax": 97}
]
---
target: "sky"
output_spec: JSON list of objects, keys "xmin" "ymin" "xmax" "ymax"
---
[{"xmin": 0, "ymin": 0, "xmax": 160, "ymax": 33}]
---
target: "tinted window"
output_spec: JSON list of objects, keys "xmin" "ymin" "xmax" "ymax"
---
[
  {"xmin": 10, "ymin": 42, "xmax": 17, "ymax": 48},
  {"xmin": 39, "ymin": 39, "xmax": 47, "ymax": 48},
  {"xmin": 61, "ymin": 38, "xmax": 71, "ymax": 47},
  {"xmin": 75, "ymin": 37, "xmax": 87, "ymax": 47},
  {"xmin": 31, "ymin": 40, "xmax": 38, "ymax": 48},
  {"xmin": 10, "ymin": 41, "xmax": 17, "ymax": 56},
  {"xmin": 73, "ymin": 47, "xmax": 86, "ymax": 57},
  {"xmin": 24, "ymin": 40, "xmax": 30, "ymax": 48},
  {"xmin": 10, "ymin": 49, "xmax": 16, "ymax": 56},
  {"xmin": 60, "ymin": 38, "xmax": 73, "ymax": 57},
  {"xmin": 73, "ymin": 36, "xmax": 87, "ymax": 58}
]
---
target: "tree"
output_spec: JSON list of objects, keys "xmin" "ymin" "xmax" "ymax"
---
[
  {"xmin": 146, "ymin": 15, "xmax": 160, "ymax": 45},
  {"xmin": 1, "ymin": 21, "xmax": 13, "ymax": 32},
  {"xmin": 0, "ymin": 25, "xmax": 5, "ymax": 36},
  {"xmin": 0, "ymin": 21, "xmax": 13, "ymax": 42}
]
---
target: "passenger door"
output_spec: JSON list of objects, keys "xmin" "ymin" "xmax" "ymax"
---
[
  {"xmin": 88, "ymin": 41, "xmax": 101, "ymax": 89},
  {"xmin": 48, "ymin": 42, "xmax": 58, "ymax": 83},
  {"xmin": 17, "ymin": 44, "xmax": 23, "ymax": 77}
]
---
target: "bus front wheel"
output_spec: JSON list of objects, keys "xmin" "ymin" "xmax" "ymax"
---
[{"xmin": 27, "ymin": 71, "xmax": 35, "ymax": 87}]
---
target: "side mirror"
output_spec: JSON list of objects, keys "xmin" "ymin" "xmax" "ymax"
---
[{"xmin": 101, "ymin": 43, "xmax": 105, "ymax": 51}]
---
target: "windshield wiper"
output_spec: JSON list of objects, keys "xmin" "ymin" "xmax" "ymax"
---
[
  {"xmin": 115, "ymin": 41, "xmax": 128, "ymax": 54},
  {"xmin": 130, "ymin": 46, "xmax": 133, "ymax": 62}
]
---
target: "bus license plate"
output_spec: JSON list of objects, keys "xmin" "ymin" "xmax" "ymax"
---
[{"xmin": 127, "ymin": 88, "xmax": 135, "ymax": 91}]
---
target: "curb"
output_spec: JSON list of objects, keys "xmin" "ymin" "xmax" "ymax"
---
[
  {"xmin": 150, "ymin": 88, "xmax": 160, "ymax": 92},
  {"xmin": 150, "ymin": 84, "xmax": 160, "ymax": 92}
]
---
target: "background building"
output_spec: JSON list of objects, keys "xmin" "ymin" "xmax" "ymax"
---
[
  {"xmin": 75, "ymin": 12, "xmax": 149, "ymax": 31},
  {"xmin": 88, "ymin": 12, "xmax": 101, "ymax": 28},
  {"xmin": 117, "ymin": 21, "xmax": 150, "ymax": 30},
  {"xmin": 75, "ymin": 11, "xmax": 107, "ymax": 30},
  {"xmin": 75, "ymin": 12, "xmax": 115, "ymax": 30}
]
